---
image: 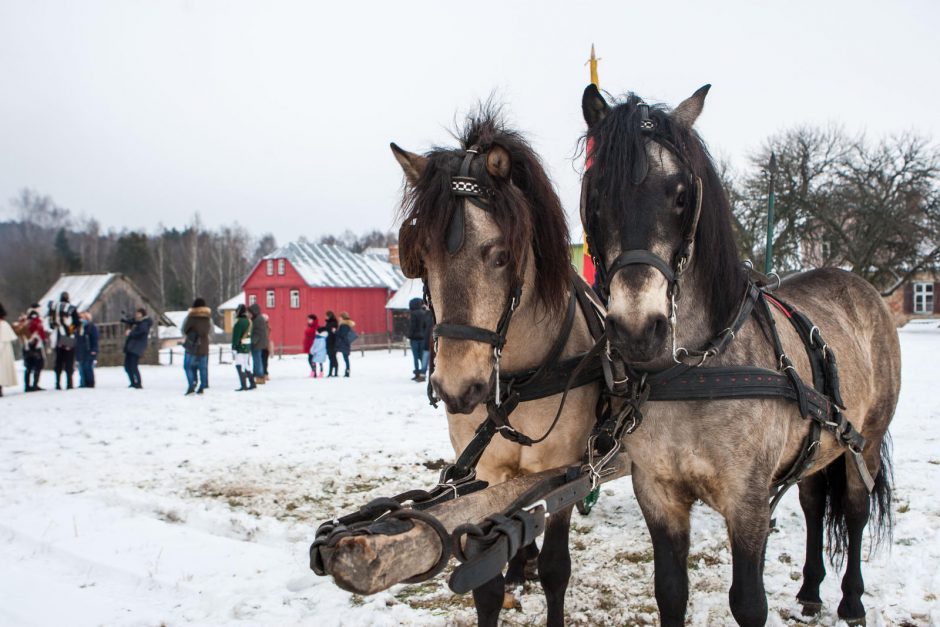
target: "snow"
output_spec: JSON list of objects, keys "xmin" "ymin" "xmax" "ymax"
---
[
  {"xmin": 218, "ymin": 293, "xmax": 246, "ymax": 312},
  {"xmin": 37, "ymin": 273, "xmax": 116, "ymax": 311},
  {"xmin": 264, "ymin": 242, "xmax": 404, "ymax": 290},
  {"xmin": 1, "ymin": 329, "xmax": 938, "ymax": 626},
  {"xmin": 386, "ymin": 278, "xmax": 425, "ymax": 310}
]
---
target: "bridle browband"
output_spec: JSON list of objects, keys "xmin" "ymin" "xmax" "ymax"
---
[
  {"xmin": 427, "ymin": 144, "xmax": 522, "ymax": 407},
  {"xmin": 584, "ymin": 102, "xmax": 704, "ymax": 363}
]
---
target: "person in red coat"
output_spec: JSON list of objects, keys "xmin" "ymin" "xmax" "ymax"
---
[{"xmin": 302, "ymin": 314, "xmax": 319, "ymax": 377}]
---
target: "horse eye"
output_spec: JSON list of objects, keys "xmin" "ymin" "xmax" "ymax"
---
[
  {"xmin": 493, "ymin": 251, "xmax": 509, "ymax": 268},
  {"xmin": 676, "ymin": 190, "xmax": 687, "ymax": 209}
]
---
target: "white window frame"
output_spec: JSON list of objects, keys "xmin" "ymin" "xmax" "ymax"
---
[
  {"xmin": 266, "ymin": 290, "xmax": 275, "ymax": 308},
  {"xmin": 248, "ymin": 294, "xmax": 257, "ymax": 306},
  {"xmin": 913, "ymin": 282, "xmax": 933, "ymax": 314},
  {"xmin": 290, "ymin": 289, "xmax": 300, "ymax": 309},
  {"xmin": 278, "ymin": 259, "xmax": 286, "ymax": 275},
  {"xmin": 266, "ymin": 259, "xmax": 274, "ymax": 276}
]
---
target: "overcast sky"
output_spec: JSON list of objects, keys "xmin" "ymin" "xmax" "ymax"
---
[{"xmin": 1, "ymin": 1, "xmax": 937, "ymax": 244}]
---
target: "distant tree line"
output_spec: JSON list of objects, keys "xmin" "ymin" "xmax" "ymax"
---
[
  {"xmin": 0, "ymin": 192, "xmax": 402, "ymax": 320},
  {"xmin": 0, "ymin": 190, "xmax": 276, "ymax": 318},
  {"xmin": 727, "ymin": 127, "xmax": 939, "ymax": 295}
]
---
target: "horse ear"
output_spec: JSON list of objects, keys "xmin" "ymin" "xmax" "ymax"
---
[
  {"xmin": 390, "ymin": 143, "xmax": 428, "ymax": 186},
  {"xmin": 485, "ymin": 145, "xmax": 512, "ymax": 180},
  {"xmin": 672, "ymin": 84, "xmax": 711, "ymax": 129},
  {"xmin": 582, "ymin": 84, "xmax": 610, "ymax": 129}
]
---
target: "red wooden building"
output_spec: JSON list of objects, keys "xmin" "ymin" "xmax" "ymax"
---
[{"xmin": 241, "ymin": 242, "xmax": 404, "ymax": 352}]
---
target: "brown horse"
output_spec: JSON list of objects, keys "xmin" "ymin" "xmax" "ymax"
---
[
  {"xmin": 391, "ymin": 109, "xmax": 606, "ymax": 626},
  {"xmin": 580, "ymin": 84, "xmax": 899, "ymax": 626}
]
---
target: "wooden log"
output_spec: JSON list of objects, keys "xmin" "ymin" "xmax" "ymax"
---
[{"xmin": 321, "ymin": 455, "xmax": 630, "ymax": 595}]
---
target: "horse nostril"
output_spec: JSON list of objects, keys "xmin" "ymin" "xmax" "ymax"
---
[{"xmin": 651, "ymin": 315, "xmax": 668, "ymax": 340}]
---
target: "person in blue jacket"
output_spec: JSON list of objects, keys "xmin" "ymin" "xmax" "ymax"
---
[
  {"xmin": 122, "ymin": 308, "xmax": 152, "ymax": 389},
  {"xmin": 334, "ymin": 311, "xmax": 358, "ymax": 377},
  {"xmin": 75, "ymin": 311, "xmax": 99, "ymax": 388}
]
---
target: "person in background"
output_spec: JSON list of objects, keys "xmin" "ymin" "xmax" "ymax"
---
[
  {"xmin": 320, "ymin": 310, "xmax": 339, "ymax": 377},
  {"xmin": 48, "ymin": 291, "xmax": 78, "ymax": 390},
  {"xmin": 231, "ymin": 304, "xmax": 255, "ymax": 391},
  {"xmin": 335, "ymin": 311, "xmax": 358, "ymax": 378},
  {"xmin": 406, "ymin": 297, "xmax": 431, "ymax": 382},
  {"xmin": 182, "ymin": 297, "xmax": 212, "ymax": 395},
  {"xmin": 311, "ymin": 328, "xmax": 327, "ymax": 378},
  {"xmin": 17, "ymin": 304, "xmax": 47, "ymax": 392},
  {"xmin": 247, "ymin": 303, "xmax": 268, "ymax": 386},
  {"xmin": 302, "ymin": 314, "xmax": 319, "ymax": 377},
  {"xmin": 262, "ymin": 312, "xmax": 272, "ymax": 381},
  {"xmin": 74, "ymin": 311, "xmax": 99, "ymax": 388},
  {"xmin": 121, "ymin": 308, "xmax": 152, "ymax": 389},
  {"xmin": 0, "ymin": 303, "xmax": 17, "ymax": 397}
]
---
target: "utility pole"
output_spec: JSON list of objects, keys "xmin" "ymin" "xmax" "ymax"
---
[{"xmin": 763, "ymin": 152, "xmax": 778, "ymax": 274}]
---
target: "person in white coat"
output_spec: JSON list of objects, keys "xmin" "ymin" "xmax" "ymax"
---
[{"xmin": 0, "ymin": 303, "xmax": 18, "ymax": 397}]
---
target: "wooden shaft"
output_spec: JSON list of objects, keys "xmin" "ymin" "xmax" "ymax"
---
[{"xmin": 321, "ymin": 456, "xmax": 630, "ymax": 595}]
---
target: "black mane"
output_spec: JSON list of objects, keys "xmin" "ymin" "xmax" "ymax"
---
[
  {"xmin": 585, "ymin": 93, "xmax": 748, "ymax": 328},
  {"xmin": 398, "ymin": 108, "xmax": 571, "ymax": 313}
]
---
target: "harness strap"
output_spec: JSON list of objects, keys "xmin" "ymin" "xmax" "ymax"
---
[
  {"xmin": 606, "ymin": 250, "xmax": 675, "ymax": 283},
  {"xmin": 449, "ymin": 462, "xmax": 614, "ymax": 593}
]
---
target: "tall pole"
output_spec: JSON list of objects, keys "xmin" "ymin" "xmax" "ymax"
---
[
  {"xmin": 763, "ymin": 152, "xmax": 777, "ymax": 274},
  {"xmin": 582, "ymin": 44, "xmax": 601, "ymax": 285}
]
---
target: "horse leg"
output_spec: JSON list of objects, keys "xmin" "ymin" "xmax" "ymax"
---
[
  {"xmin": 726, "ymin": 495, "xmax": 771, "ymax": 627},
  {"xmin": 634, "ymin": 471, "xmax": 692, "ymax": 627},
  {"xmin": 472, "ymin": 573, "xmax": 505, "ymax": 627},
  {"xmin": 796, "ymin": 471, "xmax": 828, "ymax": 615},
  {"xmin": 503, "ymin": 543, "xmax": 539, "ymax": 608},
  {"xmin": 538, "ymin": 505, "xmax": 573, "ymax": 627},
  {"xmin": 836, "ymin": 442, "xmax": 886, "ymax": 626}
]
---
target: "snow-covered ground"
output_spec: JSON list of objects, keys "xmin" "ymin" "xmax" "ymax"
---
[{"xmin": 1, "ymin": 328, "xmax": 938, "ymax": 626}]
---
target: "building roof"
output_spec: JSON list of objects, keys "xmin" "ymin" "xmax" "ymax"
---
[
  {"xmin": 38, "ymin": 272, "xmax": 172, "ymax": 325},
  {"xmin": 261, "ymin": 242, "xmax": 404, "ymax": 290},
  {"xmin": 386, "ymin": 278, "xmax": 425, "ymax": 310},
  {"xmin": 218, "ymin": 292, "xmax": 245, "ymax": 311},
  {"xmin": 159, "ymin": 310, "xmax": 224, "ymax": 339},
  {"xmin": 38, "ymin": 273, "xmax": 117, "ymax": 312}
]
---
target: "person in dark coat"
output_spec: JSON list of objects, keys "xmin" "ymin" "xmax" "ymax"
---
[
  {"xmin": 122, "ymin": 308, "xmax": 152, "ymax": 389},
  {"xmin": 182, "ymin": 297, "xmax": 212, "ymax": 395},
  {"xmin": 406, "ymin": 297, "xmax": 431, "ymax": 382},
  {"xmin": 74, "ymin": 311, "xmax": 99, "ymax": 388},
  {"xmin": 335, "ymin": 311, "xmax": 358, "ymax": 377},
  {"xmin": 48, "ymin": 291, "xmax": 78, "ymax": 390},
  {"xmin": 247, "ymin": 303, "xmax": 268, "ymax": 385},
  {"xmin": 319, "ymin": 310, "xmax": 339, "ymax": 377}
]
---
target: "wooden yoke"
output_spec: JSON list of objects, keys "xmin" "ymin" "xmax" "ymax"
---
[{"xmin": 318, "ymin": 456, "xmax": 630, "ymax": 595}]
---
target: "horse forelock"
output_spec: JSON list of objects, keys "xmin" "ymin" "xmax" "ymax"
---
[{"xmin": 398, "ymin": 108, "xmax": 570, "ymax": 315}]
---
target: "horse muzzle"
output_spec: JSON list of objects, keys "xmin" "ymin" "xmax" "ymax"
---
[{"xmin": 606, "ymin": 313, "xmax": 669, "ymax": 364}]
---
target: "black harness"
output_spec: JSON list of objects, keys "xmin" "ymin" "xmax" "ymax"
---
[
  {"xmin": 583, "ymin": 102, "xmax": 874, "ymax": 507},
  {"xmin": 311, "ymin": 145, "xmax": 613, "ymax": 588}
]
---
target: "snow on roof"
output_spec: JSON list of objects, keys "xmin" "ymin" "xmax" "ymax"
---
[
  {"xmin": 386, "ymin": 278, "xmax": 425, "ymax": 310},
  {"xmin": 38, "ymin": 273, "xmax": 117, "ymax": 312},
  {"xmin": 362, "ymin": 247, "xmax": 390, "ymax": 260},
  {"xmin": 159, "ymin": 310, "xmax": 224, "ymax": 339},
  {"xmin": 218, "ymin": 292, "xmax": 245, "ymax": 311},
  {"xmin": 264, "ymin": 242, "xmax": 404, "ymax": 289}
]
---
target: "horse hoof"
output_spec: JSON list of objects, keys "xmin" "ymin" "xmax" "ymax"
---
[
  {"xmin": 797, "ymin": 599, "xmax": 823, "ymax": 616},
  {"xmin": 502, "ymin": 591, "xmax": 521, "ymax": 610},
  {"xmin": 842, "ymin": 618, "xmax": 865, "ymax": 627}
]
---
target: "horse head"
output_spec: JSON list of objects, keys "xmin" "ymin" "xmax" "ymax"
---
[{"xmin": 392, "ymin": 110, "xmax": 569, "ymax": 414}]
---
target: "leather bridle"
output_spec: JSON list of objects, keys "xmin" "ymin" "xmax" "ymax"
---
[
  {"xmin": 426, "ymin": 145, "xmax": 523, "ymax": 407},
  {"xmin": 583, "ymin": 102, "xmax": 704, "ymax": 363}
]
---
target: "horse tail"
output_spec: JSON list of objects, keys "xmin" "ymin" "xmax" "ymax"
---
[{"xmin": 824, "ymin": 434, "xmax": 894, "ymax": 565}]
